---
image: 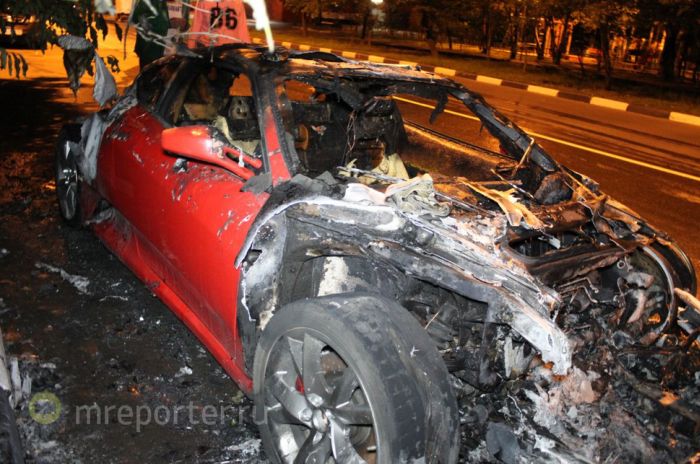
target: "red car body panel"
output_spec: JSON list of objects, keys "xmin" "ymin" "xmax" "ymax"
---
[
  {"xmin": 261, "ymin": 107, "xmax": 291, "ymax": 185},
  {"xmin": 93, "ymin": 102, "xmax": 288, "ymax": 393}
]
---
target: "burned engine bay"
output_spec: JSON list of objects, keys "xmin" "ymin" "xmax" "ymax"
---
[{"xmin": 234, "ymin": 59, "xmax": 700, "ymax": 462}]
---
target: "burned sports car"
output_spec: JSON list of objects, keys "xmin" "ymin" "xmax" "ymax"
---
[{"xmin": 55, "ymin": 45, "xmax": 700, "ymax": 463}]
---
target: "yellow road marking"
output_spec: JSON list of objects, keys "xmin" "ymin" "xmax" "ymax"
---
[
  {"xmin": 590, "ymin": 97, "xmax": 629, "ymax": 111},
  {"xmin": 476, "ymin": 75, "xmax": 503, "ymax": 86},
  {"xmin": 527, "ymin": 85, "xmax": 559, "ymax": 97},
  {"xmin": 393, "ymin": 96, "xmax": 700, "ymax": 183},
  {"xmin": 434, "ymin": 67, "xmax": 457, "ymax": 77},
  {"xmin": 670, "ymin": 112, "xmax": 700, "ymax": 127}
]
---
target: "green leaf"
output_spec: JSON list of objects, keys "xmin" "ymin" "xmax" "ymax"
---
[
  {"xmin": 13, "ymin": 53, "xmax": 20, "ymax": 79},
  {"xmin": 106, "ymin": 55, "xmax": 120, "ymax": 73},
  {"xmin": 96, "ymin": 14, "xmax": 108, "ymax": 40},
  {"xmin": 19, "ymin": 54, "xmax": 28, "ymax": 77},
  {"xmin": 89, "ymin": 25, "xmax": 98, "ymax": 48}
]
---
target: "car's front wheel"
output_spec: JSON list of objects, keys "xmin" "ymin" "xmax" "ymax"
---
[
  {"xmin": 55, "ymin": 125, "xmax": 82, "ymax": 227},
  {"xmin": 253, "ymin": 293, "xmax": 457, "ymax": 464}
]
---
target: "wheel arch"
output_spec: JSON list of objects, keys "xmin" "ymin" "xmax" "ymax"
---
[{"xmin": 235, "ymin": 197, "xmax": 573, "ymax": 378}]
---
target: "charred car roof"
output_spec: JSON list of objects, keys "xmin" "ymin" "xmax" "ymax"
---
[{"xmin": 204, "ymin": 43, "xmax": 460, "ymax": 86}]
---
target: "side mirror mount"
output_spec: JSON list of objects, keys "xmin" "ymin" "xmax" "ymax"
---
[{"xmin": 161, "ymin": 125, "xmax": 262, "ymax": 180}]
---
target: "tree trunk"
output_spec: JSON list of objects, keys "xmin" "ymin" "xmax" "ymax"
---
[
  {"xmin": 301, "ymin": 12, "xmax": 308, "ymax": 37},
  {"xmin": 548, "ymin": 14, "xmax": 570, "ymax": 65},
  {"xmin": 509, "ymin": 6, "xmax": 520, "ymax": 60},
  {"xmin": 535, "ymin": 23, "xmax": 545, "ymax": 61},
  {"xmin": 676, "ymin": 30, "xmax": 689, "ymax": 79},
  {"xmin": 361, "ymin": 10, "xmax": 370, "ymax": 40},
  {"xmin": 481, "ymin": 5, "xmax": 490, "ymax": 54},
  {"xmin": 547, "ymin": 17, "xmax": 557, "ymax": 61},
  {"xmin": 660, "ymin": 23, "xmax": 679, "ymax": 81},
  {"xmin": 316, "ymin": 0, "xmax": 322, "ymax": 24},
  {"xmin": 484, "ymin": 7, "xmax": 494, "ymax": 57},
  {"xmin": 553, "ymin": 13, "xmax": 571, "ymax": 65},
  {"xmin": 428, "ymin": 38, "xmax": 438, "ymax": 57},
  {"xmin": 599, "ymin": 24, "xmax": 613, "ymax": 89},
  {"xmin": 423, "ymin": 11, "xmax": 439, "ymax": 58}
]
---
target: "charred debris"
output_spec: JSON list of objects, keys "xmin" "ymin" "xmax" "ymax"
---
[
  {"xmin": 76, "ymin": 47, "xmax": 699, "ymax": 460},
  {"xmin": 231, "ymin": 52, "xmax": 699, "ymax": 462}
]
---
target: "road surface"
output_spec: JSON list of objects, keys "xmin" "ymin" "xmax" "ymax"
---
[{"xmin": 396, "ymin": 77, "xmax": 700, "ymax": 281}]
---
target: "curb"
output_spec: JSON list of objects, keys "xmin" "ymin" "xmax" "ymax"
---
[{"xmin": 255, "ymin": 38, "xmax": 700, "ymax": 128}]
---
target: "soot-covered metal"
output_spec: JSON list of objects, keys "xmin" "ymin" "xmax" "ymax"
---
[
  {"xmin": 233, "ymin": 48, "xmax": 700, "ymax": 462},
  {"xmin": 51, "ymin": 45, "xmax": 700, "ymax": 462}
]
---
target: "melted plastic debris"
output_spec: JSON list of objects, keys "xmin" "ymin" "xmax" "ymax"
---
[
  {"xmin": 458, "ymin": 303, "xmax": 700, "ymax": 463},
  {"xmin": 225, "ymin": 438, "xmax": 262, "ymax": 458},
  {"xmin": 174, "ymin": 366, "xmax": 193, "ymax": 377},
  {"xmin": 35, "ymin": 262, "xmax": 91, "ymax": 295}
]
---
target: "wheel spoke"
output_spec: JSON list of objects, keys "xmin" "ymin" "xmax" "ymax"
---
[
  {"xmin": 294, "ymin": 432, "xmax": 332, "ymax": 464},
  {"xmin": 61, "ymin": 183, "xmax": 77, "ymax": 219},
  {"xmin": 63, "ymin": 141, "xmax": 72, "ymax": 161},
  {"xmin": 331, "ymin": 403, "xmax": 373, "ymax": 426},
  {"xmin": 266, "ymin": 403, "xmax": 305, "ymax": 426},
  {"xmin": 330, "ymin": 367, "xmax": 360, "ymax": 405},
  {"xmin": 66, "ymin": 182, "xmax": 76, "ymax": 200},
  {"xmin": 329, "ymin": 417, "xmax": 366, "ymax": 464},
  {"xmin": 286, "ymin": 336, "xmax": 304, "ymax": 377},
  {"xmin": 302, "ymin": 333, "xmax": 330, "ymax": 402},
  {"xmin": 266, "ymin": 373, "xmax": 313, "ymax": 426}
]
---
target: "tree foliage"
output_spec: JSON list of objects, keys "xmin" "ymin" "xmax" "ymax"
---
[
  {"xmin": 381, "ymin": 0, "xmax": 700, "ymax": 82},
  {"xmin": 575, "ymin": 0, "xmax": 638, "ymax": 87},
  {"xmin": 0, "ymin": 0, "xmax": 122, "ymax": 78},
  {"xmin": 2, "ymin": 0, "xmax": 700, "ymax": 84}
]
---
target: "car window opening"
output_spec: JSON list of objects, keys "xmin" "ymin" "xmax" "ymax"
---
[
  {"xmin": 176, "ymin": 66, "xmax": 262, "ymax": 161},
  {"xmin": 277, "ymin": 77, "xmax": 575, "ymax": 211}
]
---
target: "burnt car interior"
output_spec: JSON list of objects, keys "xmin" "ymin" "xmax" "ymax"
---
[
  {"xmin": 167, "ymin": 64, "xmax": 263, "ymax": 160},
  {"xmin": 276, "ymin": 74, "xmax": 574, "ymax": 208}
]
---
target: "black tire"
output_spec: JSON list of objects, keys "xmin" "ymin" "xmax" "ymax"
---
[
  {"xmin": 253, "ymin": 293, "xmax": 459, "ymax": 464},
  {"xmin": 370, "ymin": 296, "xmax": 461, "ymax": 464},
  {"xmin": 55, "ymin": 125, "xmax": 82, "ymax": 227}
]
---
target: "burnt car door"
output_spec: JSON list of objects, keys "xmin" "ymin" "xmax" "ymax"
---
[{"xmin": 98, "ymin": 57, "xmax": 270, "ymax": 360}]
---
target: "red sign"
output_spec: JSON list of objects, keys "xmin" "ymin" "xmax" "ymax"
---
[{"xmin": 187, "ymin": 0, "xmax": 251, "ymax": 48}]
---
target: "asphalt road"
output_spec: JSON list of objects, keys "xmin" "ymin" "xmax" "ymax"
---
[{"xmin": 396, "ymin": 79, "xmax": 700, "ymax": 281}]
